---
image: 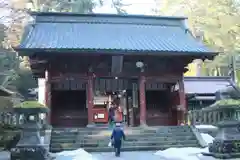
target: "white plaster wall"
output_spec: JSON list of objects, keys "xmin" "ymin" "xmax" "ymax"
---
[
  {"xmin": 38, "ymin": 78, "xmax": 46, "ymax": 105},
  {"xmin": 193, "ymin": 59, "xmax": 203, "ymax": 77}
]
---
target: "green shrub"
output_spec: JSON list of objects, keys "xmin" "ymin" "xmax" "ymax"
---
[
  {"xmin": 14, "ymin": 101, "xmax": 46, "ymax": 108},
  {"xmin": 0, "ymin": 123, "xmax": 19, "ymax": 130},
  {"xmin": 212, "ymin": 99, "xmax": 240, "ymax": 107},
  {"xmin": 0, "ymin": 124, "xmax": 20, "ymax": 151}
]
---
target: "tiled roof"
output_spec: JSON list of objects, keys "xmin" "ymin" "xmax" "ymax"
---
[
  {"xmin": 16, "ymin": 12, "xmax": 216, "ymax": 55},
  {"xmin": 184, "ymin": 77, "xmax": 231, "ymax": 94}
]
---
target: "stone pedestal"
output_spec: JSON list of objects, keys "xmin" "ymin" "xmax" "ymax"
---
[
  {"xmin": 10, "ymin": 107, "xmax": 51, "ymax": 160},
  {"xmin": 204, "ymin": 120, "xmax": 240, "ymax": 159},
  {"xmin": 40, "ymin": 125, "xmax": 52, "ymax": 151},
  {"xmin": 11, "ymin": 122, "xmax": 51, "ymax": 160}
]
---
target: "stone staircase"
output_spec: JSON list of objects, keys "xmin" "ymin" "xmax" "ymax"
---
[{"xmin": 49, "ymin": 126, "xmax": 202, "ymax": 153}]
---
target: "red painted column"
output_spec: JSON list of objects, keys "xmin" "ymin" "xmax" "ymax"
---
[
  {"xmin": 139, "ymin": 75, "xmax": 147, "ymax": 126},
  {"xmin": 171, "ymin": 91, "xmax": 179, "ymax": 125},
  {"xmin": 178, "ymin": 78, "xmax": 186, "ymax": 125},
  {"xmin": 45, "ymin": 70, "xmax": 51, "ymax": 124},
  {"xmin": 44, "ymin": 71, "xmax": 48, "ymax": 107},
  {"xmin": 87, "ymin": 74, "xmax": 94, "ymax": 125}
]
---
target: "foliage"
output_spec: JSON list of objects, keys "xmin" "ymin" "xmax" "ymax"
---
[
  {"xmin": 111, "ymin": 0, "xmax": 127, "ymax": 14},
  {"xmin": 14, "ymin": 100, "xmax": 45, "ymax": 108},
  {"xmin": 0, "ymin": 0, "xmax": 127, "ymax": 102},
  {"xmin": 184, "ymin": 63, "xmax": 197, "ymax": 76},
  {"xmin": 11, "ymin": 70, "xmax": 37, "ymax": 96},
  {"xmin": 27, "ymin": 0, "xmax": 98, "ymax": 13},
  {"xmin": 154, "ymin": 0, "xmax": 240, "ymax": 78},
  {"xmin": 0, "ymin": 122, "xmax": 19, "ymax": 131},
  {"xmin": 0, "ymin": 1, "xmax": 28, "ymax": 99},
  {"xmin": 0, "ymin": 130, "xmax": 20, "ymax": 151},
  {"xmin": 201, "ymin": 99, "xmax": 240, "ymax": 112},
  {"xmin": 0, "ymin": 97, "xmax": 13, "ymax": 112},
  {"xmin": 0, "ymin": 24, "xmax": 5, "ymax": 44}
]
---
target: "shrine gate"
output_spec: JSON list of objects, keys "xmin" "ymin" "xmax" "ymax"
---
[{"xmin": 15, "ymin": 12, "xmax": 216, "ymax": 127}]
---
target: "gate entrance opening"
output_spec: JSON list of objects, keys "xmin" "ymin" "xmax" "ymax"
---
[{"xmin": 51, "ymin": 90, "xmax": 87, "ymax": 127}]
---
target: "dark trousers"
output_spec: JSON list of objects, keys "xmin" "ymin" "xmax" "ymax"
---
[
  {"xmin": 109, "ymin": 115, "xmax": 114, "ymax": 123},
  {"xmin": 114, "ymin": 140, "xmax": 122, "ymax": 156}
]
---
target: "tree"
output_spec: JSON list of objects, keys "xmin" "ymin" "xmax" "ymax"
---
[
  {"xmin": 25, "ymin": 0, "xmax": 104, "ymax": 12},
  {"xmin": 0, "ymin": 0, "xmax": 110, "ymax": 97},
  {"xmin": 0, "ymin": 0, "xmax": 34, "ymax": 96},
  {"xmin": 111, "ymin": 0, "xmax": 127, "ymax": 14},
  {"xmin": 0, "ymin": 24, "xmax": 19, "ymax": 90},
  {"xmin": 153, "ymin": 0, "xmax": 240, "ymax": 78}
]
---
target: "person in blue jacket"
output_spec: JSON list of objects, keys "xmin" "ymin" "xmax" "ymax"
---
[
  {"xmin": 110, "ymin": 123, "xmax": 126, "ymax": 157},
  {"xmin": 108, "ymin": 103, "xmax": 115, "ymax": 128}
]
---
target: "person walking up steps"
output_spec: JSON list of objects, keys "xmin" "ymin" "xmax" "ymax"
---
[
  {"xmin": 110, "ymin": 122, "xmax": 126, "ymax": 157},
  {"xmin": 108, "ymin": 104, "xmax": 115, "ymax": 128}
]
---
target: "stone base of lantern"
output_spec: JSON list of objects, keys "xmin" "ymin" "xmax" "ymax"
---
[
  {"xmin": 10, "ymin": 145, "xmax": 52, "ymax": 160},
  {"xmin": 202, "ymin": 151, "xmax": 240, "ymax": 159},
  {"xmin": 10, "ymin": 106, "xmax": 52, "ymax": 160},
  {"xmin": 202, "ymin": 120, "xmax": 240, "ymax": 159}
]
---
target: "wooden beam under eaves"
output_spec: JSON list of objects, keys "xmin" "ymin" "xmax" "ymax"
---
[{"xmin": 111, "ymin": 56, "xmax": 123, "ymax": 74}]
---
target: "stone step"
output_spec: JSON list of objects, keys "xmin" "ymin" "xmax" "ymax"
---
[
  {"xmin": 51, "ymin": 131, "xmax": 193, "ymax": 139},
  {"xmin": 51, "ymin": 135, "xmax": 195, "ymax": 143},
  {"xmin": 51, "ymin": 129, "xmax": 193, "ymax": 135},
  {"xmin": 51, "ymin": 126, "xmax": 192, "ymax": 134},
  {"xmin": 50, "ymin": 143, "xmax": 199, "ymax": 153},
  {"xmin": 52, "ymin": 125, "xmax": 191, "ymax": 130},
  {"xmin": 50, "ymin": 139, "xmax": 199, "ymax": 148},
  {"xmin": 85, "ymin": 143, "xmax": 199, "ymax": 152},
  {"xmin": 86, "ymin": 131, "xmax": 192, "ymax": 137},
  {"xmin": 50, "ymin": 135, "xmax": 195, "ymax": 143},
  {"xmin": 50, "ymin": 126, "xmax": 200, "ymax": 153},
  {"xmin": 51, "ymin": 128, "xmax": 193, "ymax": 133},
  {"xmin": 81, "ymin": 140, "xmax": 199, "ymax": 147}
]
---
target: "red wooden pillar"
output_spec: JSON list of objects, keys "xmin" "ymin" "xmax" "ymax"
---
[
  {"xmin": 87, "ymin": 74, "xmax": 94, "ymax": 125},
  {"xmin": 177, "ymin": 78, "xmax": 186, "ymax": 125},
  {"xmin": 139, "ymin": 75, "xmax": 147, "ymax": 126},
  {"xmin": 170, "ymin": 91, "xmax": 179, "ymax": 125},
  {"xmin": 45, "ymin": 70, "xmax": 51, "ymax": 124}
]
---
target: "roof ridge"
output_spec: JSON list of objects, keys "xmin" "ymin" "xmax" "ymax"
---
[
  {"xmin": 184, "ymin": 76, "xmax": 231, "ymax": 81},
  {"xmin": 30, "ymin": 12, "xmax": 187, "ymax": 20},
  {"xmin": 36, "ymin": 21, "xmax": 184, "ymax": 28},
  {"xmin": 32, "ymin": 12, "xmax": 187, "ymax": 27}
]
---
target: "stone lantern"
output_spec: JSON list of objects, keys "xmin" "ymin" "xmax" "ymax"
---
[
  {"xmin": 10, "ymin": 101, "xmax": 51, "ymax": 160},
  {"xmin": 207, "ymin": 120, "xmax": 240, "ymax": 159},
  {"xmin": 202, "ymin": 99, "xmax": 240, "ymax": 159}
]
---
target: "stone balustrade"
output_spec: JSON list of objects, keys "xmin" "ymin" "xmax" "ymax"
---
[{"xmin": 188, "ymin": 105, "xmax": 240, "ymax": 125}]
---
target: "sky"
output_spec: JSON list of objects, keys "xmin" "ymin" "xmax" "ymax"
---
[
  {"xmin": 0, "ymin": 0, "xmax": 159, "ymax": 25},
  {"xmin": 93, "ymin": 0, "xmax": 156, "ymax": 15}
]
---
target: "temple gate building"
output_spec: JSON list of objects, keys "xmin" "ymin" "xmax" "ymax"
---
[
  {"xmin": 184, "ymin": 76, "xmax": 231, "ymax": 110},
  {"xmin": 15, "ymin": 12, "xmax": 217, "ymax": 127}
]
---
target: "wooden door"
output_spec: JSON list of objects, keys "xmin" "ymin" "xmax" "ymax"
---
[{"xmin": 52, "ymin": 110, "xmax": 88, "ymax": 127}]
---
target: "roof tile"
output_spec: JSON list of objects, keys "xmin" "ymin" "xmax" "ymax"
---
[{"xmin": 17, "ymin": 13, "xmax": 216, "ymax": 55}]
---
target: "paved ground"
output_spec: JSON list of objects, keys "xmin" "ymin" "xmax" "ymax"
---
[
  {"xmin": 1, "ymin": 151, "xmax": 162, "ymax": 160},
  {"xmin": 0, "ymin": 151, "xmax": 9, "ymax": 160},
  {"xmin": 92, "ymin": 151, "xmax": 163, "ymax": 160},
  {"xmin": 0, "ymin": 151, "xmax": 161, "ymax": 160},
  {"xmin": 3, "ymin": 150, "xmax": 240, "ymax": 160},
  {"xmin": 92, "ymin": 151, "xmax": 240, "ymax": 160}
]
